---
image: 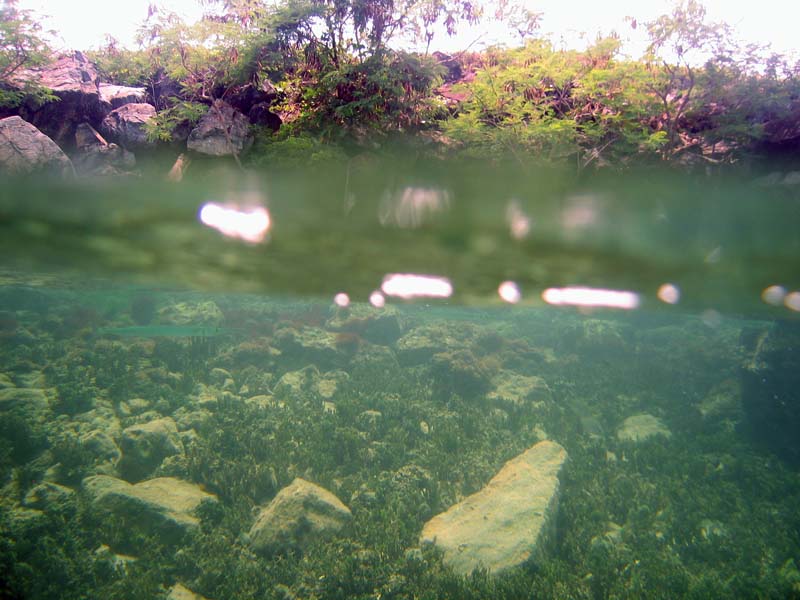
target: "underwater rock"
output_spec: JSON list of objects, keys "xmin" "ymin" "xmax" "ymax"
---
[
  {"xmin": 94, "ymin": 544, "xmax": 137, "ymax": 576},
  {"xmin": 273, "ymin": 326, "xmax": 347, "ymax": 370},
  {"xmin": 430, "ymin": 349, "xmax": 495, "ymax": 399},
  {"xmin": 167, "ymin": 583, "xmax": 210, "ymax": 600},
  {"xmin": 248, "ymin": 477, "xmax": 352, "ymax": 556},
  {"xmin": 83, "ymin": 475, "xmax": 217, "ymax": 544},
  {"xmin": 740, "ymin": 322, "xmax": 800, "ymax": 465},
  {"xmin": 616, "ymin": 414, "xmax": 671, "ymax": 442},
  {"xmin": 696, "ymin": 379, "xmax": 742, "ymax": 424},
  {"xmin": 158, "ymin": 301, "xmax": 224, "ymax": 327},
  {"xmin": 118, "ymin": 417, "xmax": 183, "ymax": 482},
  {"xmin": 395, "ymin": 323, "xmax": 469, "ymax": 366},
  {"xmin": 349, "ymin": 344, "xmax": 402, "ymax": 388},
  {"xmin": 315, "ymin": 370, "xmax": 349, "ymax": 400},
  {"xmin": 22, "ymin": 481, "xmax": 75, "ymax": 510},
  {"xmin": 273, "ymin": 365, "xmax": 320, "ymax": 400},
  {"xmin": 421, "ymin": 440, "xmax": 567, "ymax": 574},
  {"xmin": 562, "ymin": 318, "xmax": 631, "ymax": 356},
  {"xmin": 486, "ymin": 370, "xmax": 552, "ymax": 407},
  {"xmin": 80, "ymin": 429, "xmax": 122, "ymax": 475},
  {"xmin": 326, "ymin": 303, "xmax": 404, "ymax": 345}
]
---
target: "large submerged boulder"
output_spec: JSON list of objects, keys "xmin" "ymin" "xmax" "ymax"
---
[
  {"xmin": 248, "ymin": 477, "xmax": 352, "ymax": 555},
  {"xmin": 420, "ymin": 440, "xmax": 567, "ymax": 574},
  {"xmin": 83, "ymin": 475, "xmax": 217, "ymax": 545},
  {"xmin": 118, "ymin": 417, "xmax": 183, "ymax": 482},
  {"xmin": 0, "ymin": 116, "xmax": 73, "ymax": 177}
]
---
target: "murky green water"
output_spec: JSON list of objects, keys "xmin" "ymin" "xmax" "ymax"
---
[{"xmin": 0, "ymin": 164, "xmax": 799, "ymax": 598}]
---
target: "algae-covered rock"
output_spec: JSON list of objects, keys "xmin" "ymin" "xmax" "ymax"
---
[
  {"xmin": 420, "ymin": 440, "xmax": 567, "ymax": 574},
  {"xmin": 486, "ymin": 370, "xmax": 552, "ymax": 407},
  {"xmin": 118, "ymin": 417, "xmax": 183, "ymax": 481},
  {"xmin": 23, "ymin": 481, "xmax": 75, "ymax": 510},
  {"xmin": 616, "ymin": 414, "xmax": 671, "ymax": 442},
  {"xmin": 273, "ymin": 326, "xmax": 346, "ymax": 369},
  {"xmin": 167, "ymin": 583, "xmax": 210, "ymax": 600},
  {"xmin": 83, "ymin": 475, "xmax": 217, "ymax": 544},
  {"xmin": 248, "ymin": 477, "xmax": 352, "ymax": 556},
  {"xmin": 326, "ymin": 303, "xmax": 404, "ymax": 345},
  {"xmin": 395, "ymin": 323, "xmax": 467, "ymax": 366},
  {"xmin": 158, "ymin": 301, "xmax": 224, "ymax": 327}
]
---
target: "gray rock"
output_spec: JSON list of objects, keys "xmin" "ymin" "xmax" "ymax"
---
[
  {"xmin": 187, "ymin": 100, "xmax": 252, "ymax": 156},
  {"xmin": 100, "ymin": 103, "xmax": 156, "ymax": 150},
  {"xmin": 83, "ymin": 475, "xmax": 217, "ymax": 544},
  {"xmin": 118, "ymin": 417, "xmax": 183, "ymax": 482},
  {"xmin": 0, "ymin": 116, "xmax": 73, "ymax": 177},
  {"xmin": 420, "ymin": 440, "xmax": 567, "ymax": 574},
  {"xmin": 248, "ymin": 477, "xmax": 352, "ymax": 555},
  {"xmin": 16, "ymin": 51, "xmax": 109, "ymax": 149},
  {"xmin": 98, "ymin": 83, "xmax": 146, "ymax": 108}
]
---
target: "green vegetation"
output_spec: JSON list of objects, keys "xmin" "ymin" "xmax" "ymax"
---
[
  {"xmin": 87, "ymin": 0, "xmax": 799, "ymax": 169},
  {"xmin": 2, "ymin": 0, "xmax": 798, "ymax": 169},
  {"xmin": 0, "ymin": 0, "xmax": 58, "ymax": 109}
]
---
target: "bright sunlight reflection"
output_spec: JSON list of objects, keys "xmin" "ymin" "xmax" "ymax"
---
[
  {"xmin": 198, "ymin": 202, "xmax": 271, "ymax": 244},
  {"xmin": 542, "ymin": 286, "xmax": 640, "ymax": 309},
  {"xmin": 381, "ymin": 274, "xmax": 453, "ymax": 299}
]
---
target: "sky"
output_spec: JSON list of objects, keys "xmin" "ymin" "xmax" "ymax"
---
[{"xmin": 16, "ymin": 0, "xmax": 800, "ymax": 61}]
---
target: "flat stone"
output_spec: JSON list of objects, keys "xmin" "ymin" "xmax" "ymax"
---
[
  {"xmin": 420, "ymin": 440, "xmax": 567, "ymax": 574},
  {"xmin": 83, "ymin": 475, "xmax": 217, "ymax": 544},
  {"xmin": 248, "ymin": 477, "xmax": 352, "ymax": 555},
  {"xmin": 616, "ymin": 414, "xmax": 671, "ymax": 442}
]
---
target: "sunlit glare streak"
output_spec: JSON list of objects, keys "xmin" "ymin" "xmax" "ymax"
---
[
  {"xmin": 505, "ymin": 199, "xmax": 532, "ymax": 240},
  {"xmin": 381, "ymin": 273, "xmax": 453, "ymax": 299},
  {"xmin": 542, "ymin": 286, "xmax": 640, "ymax": 309},
  {"xmin": 705, "ymin": 246, "xmax": 722, "ymax": 264},
  {"xmin": 378, "ymin": 187, "xmax": 451, "ymax": 228},
  {"xmin": 657, "ymin": 283, "xmax": 680, "ymax": 304},
  {"xmin": 334, "ymin": 293, "xmax": 350, "ymax": 308},
  {"xmin": 369, "ymin": 291, "xmax": 386, "ymax": 308},
  {"xmin": 498, "ymin": 281, "xmax": 521, "ymax": 304},
  {"xmin": 785, "ymin": 291, "xmax": 800, "ymax": 312},
  {"xmin": 198, "ymin": 202, "xmax": 271, "ymax": 243},
  {"xmin": 762, "ymin": 285, "xmax": 787, "ymax": 306}
]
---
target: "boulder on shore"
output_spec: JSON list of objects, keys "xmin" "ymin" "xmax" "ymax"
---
[
  {"xmin": 0, "ymin": 116, "xmax": 73, "ymax": 177},
  {"xmin": 420, "ymin": 440, "xmax": 567, "ymax": 574},
  {"xmin": 187, "ymin": 100, "xmax": 252, "ymax": 156},
  {"xmin": 100, "ymin": 103, "xmax": 156, "ymax": 150}
]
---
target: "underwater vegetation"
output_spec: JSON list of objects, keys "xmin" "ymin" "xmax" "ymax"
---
[{"xmin": 0, "ymin": 287, "xmax": 799, "ymax": 599}]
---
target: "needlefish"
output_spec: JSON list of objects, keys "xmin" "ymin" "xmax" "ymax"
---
[{"xmin": 95, "ymin": 325, "xmax": 236, "ymax": 338}]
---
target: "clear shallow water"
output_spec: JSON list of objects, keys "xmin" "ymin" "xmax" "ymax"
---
[{"xmin": 0, "ymin": 165, "xmax": 799, "ymax": 598}]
